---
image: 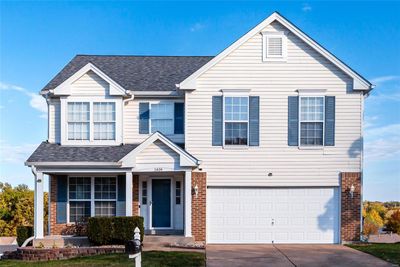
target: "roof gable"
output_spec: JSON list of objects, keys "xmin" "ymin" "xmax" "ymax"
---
[
  {"xmin": 178, "ymin": 12, "xmax": 372, "ymax": 91},
  {"xmin": 48, "ymin": 63, "xmax": 126, "ymax": 96},
  {"xmin": 120, "ymin": 132, "xmax": 199, "ymax": 168}
]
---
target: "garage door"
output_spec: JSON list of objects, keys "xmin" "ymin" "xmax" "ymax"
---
[{"xmin": 208, "ymin": 187, "xmax": 339, "ymax": 244}]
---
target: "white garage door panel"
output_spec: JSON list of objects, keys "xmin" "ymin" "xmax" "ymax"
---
[{"xmin": 208, "ymin": 187, "xmax": 339, "ymax": 244}]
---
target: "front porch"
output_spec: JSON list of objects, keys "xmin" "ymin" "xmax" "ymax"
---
[{"xmin": 26, "ymin": 132, "xmax": 207, "ymax": 244}]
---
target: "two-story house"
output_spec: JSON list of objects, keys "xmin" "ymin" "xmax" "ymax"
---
[{"xmin": 27, "ymin": 12, "xmax": 373, "ymax": 244}]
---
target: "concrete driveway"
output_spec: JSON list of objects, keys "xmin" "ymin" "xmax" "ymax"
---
[{"xmin": 206, "ymin": 244, "xmax": 395, "ymax": 267}]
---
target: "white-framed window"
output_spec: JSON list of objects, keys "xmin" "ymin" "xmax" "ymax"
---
[
  {"xmin": 224, "ymin": 96, "xmax": 249, "ymax": 145},
  {"xmin": 66, "ymin": 101, "xmax": 117, "ymax": 142},
  {"xmin": 68, "ymin": 176, "xmax": 117, "ymax": 223},
  {"xmin": 175, "ymin": 181, "xmax": 181, "ymax": 205},
  {"xmin": 299, "ymin": 96, "xmax": 324, "ymax": 146},
  {"xmin": 150, "ymin": 102, "xmax": 174, "ymax": 135},
  {"xmin": 93, "ymin": 102, "xmax": 116, "ymax": 140},
  {"xmin": 141, "ymin": 181, "xmax": 147, "ymax": 205},
  {"xmin": 262, "ymin": 31, "xmax": 287, "ymax": 61},
  {"xmin": 67, "ymin": 102, "xmax": 90, "ymax": 140}
]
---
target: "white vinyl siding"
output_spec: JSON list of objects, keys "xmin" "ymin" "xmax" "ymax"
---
[
  {"xmin": 71, "ymin": 70, "xmax": 110, "ymax": 96},
  {"xmin": 185, "ymin": 20, "xmax": 363, "ymax": 187},
  {"xmin": 48, "ymin": 98, "xmax": 61, "ymax": 143},
  {"xmin": 135, "ymin": 140, "xmax": 180, "ymax": 172}
]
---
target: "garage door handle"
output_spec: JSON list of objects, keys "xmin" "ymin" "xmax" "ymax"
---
[{"xmin": 271, "ymin": 219, "xmax": 275, "ymax": 226}]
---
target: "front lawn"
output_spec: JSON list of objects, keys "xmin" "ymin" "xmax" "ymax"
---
[
  {"xmin": 347, "ymin": 243, "xmax": 400, "ymax": 265},
  {"xmin": 0, "ymin": 251, "xmax": 205, "ymax": 267}
]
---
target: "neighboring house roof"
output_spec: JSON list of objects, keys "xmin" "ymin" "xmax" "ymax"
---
[
  {"xmin": 41, "ymin": 55, "xmax": 213, "ymax": 93},
  {"xmin": 26, "ymin": 142, "xmax": 139, "ymax": 164},
  {"xmin": 179, "ymin": 12, "xmax": 373, "ymax": 91}
]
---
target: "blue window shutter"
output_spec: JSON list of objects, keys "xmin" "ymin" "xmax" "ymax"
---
[
  {"xmin": 174, "ymin": 103, "xmax": 184, "ymax": 134},
  {"xmin": 139, "ymin": 102, "xmax": 150, "ymax": 134},
  {"xmin": 288, "ymin": 96, "xmax": 299, "ymax": 146},
  {"xmin": 324, "ymin": 96, "xmax": 335, "ymax": 146},
  {"xmin": 118, "ymin": 175, "xmax": 126, "ymax": 201},
  {"xmin": 249, "ymin": 96, "xmax": 260, "ymax": 146},
  {"xmin": 212, "ymin": 96, "xmax": 223, "ymax": 146},
  {"xmin": 56, "ymin": 175, "xmax": 68, "ymax": 224}
]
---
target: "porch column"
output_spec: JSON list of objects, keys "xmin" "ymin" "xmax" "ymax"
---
[
  {"xmin": 184, "ymin": 171, "xmax": 192, "ymax": 237},
  {"xmin": 34, "ymin": 171, "xmax": 44, "ymax": 238},
  {"xmin": 126, "ymin": 171, "xmax": 133, "ymax": 216}
]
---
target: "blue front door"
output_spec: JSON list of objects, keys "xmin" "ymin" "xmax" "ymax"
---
[{"xmin": 152, "ymin": 179, "xmax": 171, "ymax": 228}]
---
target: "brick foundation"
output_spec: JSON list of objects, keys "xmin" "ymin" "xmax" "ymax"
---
[
  {"xmin": 191, "ymin": 172, "xmax": 206, "ymax": 242},
  {"xmin": 341, "ymin": 172, "xmax": 362, "ymax": 242}
]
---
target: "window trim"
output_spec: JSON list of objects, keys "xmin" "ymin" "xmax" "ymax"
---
[
  {"xmin": 262, "ymin": 31, "xmax": 288, "ymax": 62},
  {"xmin": 60, "ymin": 96, "xmax": 122, "ymax": 145},
  {"xmin": 139, "ymin": 100, "xmax": 184, "ymax": 136},
  {"xmin": 298, "ymin": 95, "xmax": 325, "ymax": 148},
  {"xmin": 222, "ymin": 94, "xmax": 250, "ymax": 147},
  {"xmin": 67, "ymin": 175, "xmax": 118, "ymax": 224}
]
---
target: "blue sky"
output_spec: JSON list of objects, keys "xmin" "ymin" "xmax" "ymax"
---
[{"xmin": 0, "ymin": 1, "xmax": 399, "ymax": 201}]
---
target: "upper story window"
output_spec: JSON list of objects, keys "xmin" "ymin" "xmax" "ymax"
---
[
  {"xmin": 224, "ymin": 96, "xmax": 249, "ymax": 145},
  {"xmin": 94, "ymin": 102, "xmax": 116, "ymax": 140},
  {"xmin": 151, "ymin": 103, "xmax": 174, "ymax": 135},
  {"xmin": 67, "ymin": 102, "xmax": 90, "ymax": 140},
  {"xmin": 299, "ymin": 96, "xmax": 324, "ymax": 146},
  {"xmin": 67, "ymin": 101, "xmax": 116, "ymax": 142},
  {"xmin": 262, "ymin": 31, "xmax": 287, "ymax": 61}
]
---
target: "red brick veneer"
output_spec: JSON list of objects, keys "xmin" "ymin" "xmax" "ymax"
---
[
  {"xmin": 49, "ymin": 175, "xmax": 67, "ymax": 235},
  {"xmin": 191, "ymin": 172, "xmax": 207, "ymax": 242},
  {"xmin": 341, "ymin": 172, "xmax": 362, "ymax": 242}
]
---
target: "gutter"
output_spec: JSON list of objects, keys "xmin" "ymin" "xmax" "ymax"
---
[{"xmin": 25, "ymin": 161, "xmax": 121, "ymax": 167}]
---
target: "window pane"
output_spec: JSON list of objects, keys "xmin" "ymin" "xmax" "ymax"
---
[
  {"xmin": 300, "ymin": 122, "xmax": 323, "ymax": 146},
  {"xmin": 224, "ymin": 97, "xmax": 248, "ymax": 122},
  {"xmin": 69, "ymin": 201, "xmax": 90, "ymax": 223},
  {"xmin": 95, "ymin": 201, "xmax": 116, "ymax": 217},
  {"xmin": 175, "ymin": 181, "xmax": 181, "ymax": 205},
  {"xmin": 225, "ymin": 122, "xmax": 248, "ymax": 145},
  {"xmin": 93, "ymin": 102, "xmax": 116, "ymax": 140},
  {"xmin": 69, "ymin": 177, "xmax": 91, "ymax": 200},
  {"xmin": 94, "ymin": 177, "xmax": 116, "ymax": 200},
  {"xmin": 150, "ymin": 103, "xmax": 174, "ymax": 134},
  {"xmin": 67, "ymin": 102, "xmax": 90, "ymax": 140}
]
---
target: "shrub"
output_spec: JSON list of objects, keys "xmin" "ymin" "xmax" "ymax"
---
[
  {"xmin": 386, "ymin": 210, "xmax": 400, "ymax": 234},
  {"xmin": 87, "ymin": 216, "xmax": 144, "ymax": 245},
  {"xmin": 16, "ymin": 225, "xmax": 33, "ymax": 246},
  {"xmin": 363, "ymin": 218, "xmax": 379, "ymax": 236}
]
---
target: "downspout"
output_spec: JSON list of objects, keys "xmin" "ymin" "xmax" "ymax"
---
[{"xmin": 122, "ymin": 90, "xmax": 134, "ymax": 144}]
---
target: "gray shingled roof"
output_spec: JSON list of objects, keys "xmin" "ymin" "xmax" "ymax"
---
[
  {"xmin": 42, "ymin": 55, "xmax": 213, "ymax": 92},
  {"xmin": 27, "ymin": 142, "xmax": 139, "ymax": 163}
]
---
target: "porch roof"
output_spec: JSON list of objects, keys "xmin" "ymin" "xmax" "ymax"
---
[{"xmin": 26, "ymin": 142, "xmax": 139, "ymax": 165}]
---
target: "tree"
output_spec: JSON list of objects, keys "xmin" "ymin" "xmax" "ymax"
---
[
  {"xmin": 386, "ymin": 210, "xmax": 400, "ymax": 234},
  {"xmin": 0, "ymin": 182, "xmax": 48, "ymax": 237}
]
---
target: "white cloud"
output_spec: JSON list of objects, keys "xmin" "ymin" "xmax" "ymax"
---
[
  {"xmin": 0, "ymin": 142, "xmax": 38, "ymax": 164},
  {"xmin": 370, "ymin": 75, "xmax": 400, "ymax": 86},
  {"xmin": 364, "ymin": 124, "xmax": 400, "ymax": 161},
  {"xmin": 190, "ymin": 22, "xmax": 205, "ymax": 32},
  {"xmin": 302, "ymin": 3, "xmax": 312, "ymax": 12},
  {"xmin": 0, "ymin": 81, "xmax": 47, "ymax": 117},
  {"xmin": 364, "ymin": 115, "xmax": 379, "ymax": 129}
]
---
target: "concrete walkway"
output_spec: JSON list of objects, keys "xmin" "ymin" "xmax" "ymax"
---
[{"xmin": 206, "ymin": 244, "xmax": 396, "ymax": 267}]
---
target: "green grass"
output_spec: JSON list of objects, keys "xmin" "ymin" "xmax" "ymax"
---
[
  {"xmin": 347, "ymin": 243, "xmax": 400, "ymax": 265},
  {"xmin": 0, "ymin": 251, "xmax": 205, "ymax": 267}
]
